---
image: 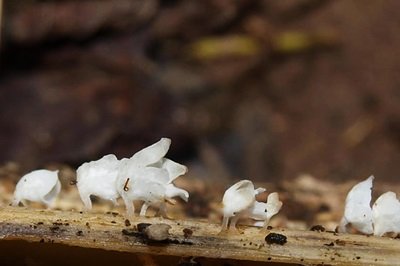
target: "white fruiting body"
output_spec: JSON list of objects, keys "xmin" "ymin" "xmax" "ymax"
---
[
  {"xmin": 247, "ymin": 192, "xmax": 283, "ymax": 227},
  {"xmin": 372, "ymin": 191, "xmax": 400, "ymax": 236},
  {"xmin": 117, "ymin": 138, "xmax": 189, "ymax": 217},
  {"xmin": 221, "ymin": 180, "xmax": 282, "ymax": 230},
  {"xmin": 12, "ymin": 169, "xmax": 61, "ymax": 208},
  {"xmin": 339, "ymin": 176, "xmax": 374, "ymax": 234},
  {"xmin": 76, "ymin": 154, "xmax": 121, "ymax": 210}
]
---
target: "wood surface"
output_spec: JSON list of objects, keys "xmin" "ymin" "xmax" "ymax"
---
[{"xmin": 0, "ymin": 206, "xmax": 399, "ymax": 265}]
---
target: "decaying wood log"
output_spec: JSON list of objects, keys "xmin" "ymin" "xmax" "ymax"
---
[{"xmin": 0, "ymin": 206, "xmax": 399, "ymax": 265}]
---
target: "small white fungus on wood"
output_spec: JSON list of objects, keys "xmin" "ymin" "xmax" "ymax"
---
[
  {"xmin": 76, "ymin": 154, "xmax": 121, "ymax": 210},
  {"xmin": 221, "ymin": 180, "xmax": 282, "ymax": 230},
  {"xmin": 12, "ymin": 169, "xmax": 61, "ymax": 208},
  {"xmin": 75, "ymin": 138, "xmax": 188, "ymax": 216},
  {"xmin": 338, "ymin": 175, "xmax": 374, "ymax": 234},
  {"xmin": 117, "ymin": 138, "xmax": 189, "ymax": 217},
  {"xmin": 372, "ymin": 191, "xmax": 400, "ymax": 236}
]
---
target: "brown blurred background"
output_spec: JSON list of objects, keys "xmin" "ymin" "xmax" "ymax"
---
[{"xmin": 1, "ymin": 0, "xmax": 400, "ymax": 183}]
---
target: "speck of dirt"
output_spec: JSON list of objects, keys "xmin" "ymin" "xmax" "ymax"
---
[
  {"xmin": 267, "ymin": 257, "xmax": 271, "ymax": 261},
  {"xmin": 85, "ymin": 222, "xmax": 90, "ymax": 228},
  {"xmin": 76, "ymin": 230, "xmax": 83, "ymax": 236},
  {"xmin": 266, "ymin": 226, "xmax": 273, "ymax": 230},
  {"xmin": 79, "ymin": 211, "xmax": 83, "ymax": 214},
  {"xmin": 37, "ymin": 222, "xmax": 44, "ymax": 225},
  {"xmin": 122, "ymin": 219, "xmax": 130, "ymax": 227},
  {"xmin": 356, "ymin": 256, "xmax": 361, "ymax": 260},
  {"xmin": 111, "ymin": 221, "xmax": 116, "ymax": 224},
  {"xmin": 137, "ymin": 223, "xmax": 152, "ymax": 233},
  {"xmin": 183, "ymin": 228, "xmax": 193, "ymax": 238},
  {"xmin": 310, "ymin": 225, "xmax": 326, "ymax": 232},
  {"xmin": 265, "ymin": 233, "xmax": 287, "ymax": 245},
  {"xmin": 324, "ymin": 242, "xmax": 334, "ymax": 247}
]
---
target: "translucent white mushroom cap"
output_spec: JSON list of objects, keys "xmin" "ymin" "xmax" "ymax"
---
[
  {"xmin": 130, "ymin": 138, "xmax": 171, "ymax": 167},
  {"xmin": 222, "ymin": 180, "xmax": 256, "ymax": 217},
  {"xmin": 13, "ymin": 169, "xmax": 61, "ymax": 206},
  {"xmin": 339, "ymin": 175, "xmax": 374, "ymax": 234},
  {"xmin": 150, "ymin": 158, "xmax": 188, "ymax": 183},
  {"xmin": 372, "ymin": 191, "xmax": 400, "ymax": 236},
  {"xmin": 76, "ymin": 154, "xmax": 121, "ymax": 203},
  {"xmin": 117, "ymin": 138, "xmax": 173, "ymax": 181},
  {"xmin": 265, "ymin": 192, "xmax": 283, "ymax": 220}
]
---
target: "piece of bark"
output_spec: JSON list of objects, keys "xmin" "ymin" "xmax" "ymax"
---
[{"xmin": 0, "ymin": 206, "xmax": 399, "ymax": 265}]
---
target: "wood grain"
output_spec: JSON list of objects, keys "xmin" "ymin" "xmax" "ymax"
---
[{"xmin": 0, "ymin": 206, "xmax": 399, "ymax": 265}]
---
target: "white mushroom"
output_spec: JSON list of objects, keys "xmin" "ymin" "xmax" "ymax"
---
[
  {"xmin": 372, "ymin": 191, "xmax": 400, "ymax": 237},
  {"xmin": 12, "ymin": 169, "xmax": 61, "ymax": 208},
  {"xmin": 221, "ymin": 180, "xmax": 262, "ymax": 230},
  {"xmin": 76, "ymin": 154, "xmax": 121, "ymax": 210},
  {"xmin": 118, "ymin": 167, "xmax": 169, "ymax": 216},
  {"xmin": 117, "ymin": 138, "xmax": 189, "ymax": 217},
  {"xmin": 248, "ymin": 192, "xmax": 283, "ymax": 228},
  {"xmin": 338, "ymin": 175, "xmax": 374, "ymax": 234}
]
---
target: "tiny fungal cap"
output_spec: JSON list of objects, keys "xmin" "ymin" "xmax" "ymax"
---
[
  {"xmin": 222, "ymin": 180, "xmax": 255, "ymax": 217},
  {"xmin": 372, "ymin": 191, "xmax": 400, "ymax": 236},
  {"xmin": 76, "ymin": 154, "xmax": 120, "ymax": 208},
  {"xmin": 13, "ymin": 169, "xmax": 61, "ymax": 206},
  {"xmin": 266, "ymin": 192, "xmax": 283, "ymax": 219},
  {"xmin": 340, "ymin": 175, "xmax": 374, "ymax": 234}
]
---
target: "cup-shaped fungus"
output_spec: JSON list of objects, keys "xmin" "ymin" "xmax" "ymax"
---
[
  {"xmin": 221, "ymin": 180, "xmax": 279, "ymax": 230},
  {"xmin": 248, "ymin": 192, "xmax": 283, "ymax": 228},
  {"xmin": 338, "ymin": 176, "xmax": 374, "ymax": 234},
  {"xmin": 76, "ymin": 154, "xmax": 121, "ymax": 210},
  {"xmin": 372, "ymin": 191, "xmax": 400, "ymax": 237},
  {"xmin": 117, "ymin": 138, "xmax": 189, "ymax": 217},
  {"xmin": 12, "ymin": 169, "xmax": 61, "ymax": 208}
]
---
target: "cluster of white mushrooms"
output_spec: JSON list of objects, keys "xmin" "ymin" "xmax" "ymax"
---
[
  {"xmin": 76, "ymin": 138, "xmax": 189, "ymax": 217},
  {"xmin": 9, "ymin": 137, "xmax": 400, "ymax": 235},
  {"xmin": 12, "ymin": 138, "xmax": 189, "ymax": 218},
  {"xmin": 10, "ymin": 137, "xmax": 282, "ymax": 229},
  {"xmin": 339, "ymin": 175, "xmax": 400, "ymax": 237}
]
